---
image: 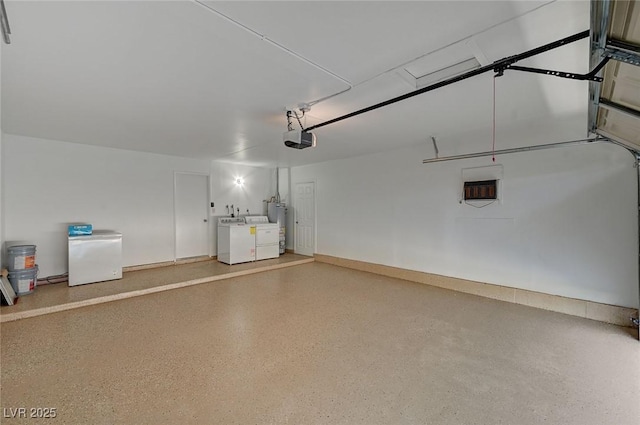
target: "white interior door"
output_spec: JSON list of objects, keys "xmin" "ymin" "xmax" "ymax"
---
[
  {"xmin": 294, "ymin": 181, "xmax": 315, "ymax": 256},
  {"xmin": 175, "ymin": 172, "xmax": 209, "ymax": 259}
]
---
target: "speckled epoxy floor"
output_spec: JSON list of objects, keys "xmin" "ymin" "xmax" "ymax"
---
[
  {"xmin": 0, "ymin": 254, "xmax": 313, "ymax": 322},
  {"xmin": 1, "ymin": 263, "xmax": 639, "ymax": 424}
]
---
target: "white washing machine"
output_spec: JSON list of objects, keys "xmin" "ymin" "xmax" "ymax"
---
[
  {"xmin": 217, "ymin": 217, "xmax": 255, "ymax": 265},
  {"xmin": 244, "ymin": 216, "xmax": 280, "ymax": 260}
]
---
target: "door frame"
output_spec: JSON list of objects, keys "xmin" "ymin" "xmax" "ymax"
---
[
  {"xmin": 173, "ymin": 171, "xmax": 211, "ymax": 261},
  {"xmin": 293, "ymin": 180, "xmax": 317, "ymax": 256}
]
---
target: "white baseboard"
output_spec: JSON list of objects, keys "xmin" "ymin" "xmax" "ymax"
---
[
  {"xmin": 123, "ymin": 256, "xmax": 214, "ymax": 272},
  {"xmin": 314, "ymin": 254, "xmax": 638, "ymax": 328}
]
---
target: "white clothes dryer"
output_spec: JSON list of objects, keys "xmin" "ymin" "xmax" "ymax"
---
[{"xmin": 244, "ymin": 216, "xmax": 280, "ymax": 260}]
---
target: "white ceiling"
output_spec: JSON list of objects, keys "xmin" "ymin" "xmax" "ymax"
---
[{"xmin": 1, "ymin": 0, "xmax": 592, "ymax": 167}]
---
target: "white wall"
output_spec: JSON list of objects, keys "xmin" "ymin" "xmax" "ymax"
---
[
  {"xmin": 291, "ymin": 142, "xmax": 639, "ymax": 309},
  {"xmin": 210, "ymin": 163, "xmax": 275, "ymax": 218},
  {"xmin": 1, "ymin": 134, "xmax": 279, "ymax": 275},
  {"xmin": 3, "ymin": 135, "xmax": 212, "ymax": 276}
]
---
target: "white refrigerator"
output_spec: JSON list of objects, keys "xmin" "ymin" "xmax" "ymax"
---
[{"xmin": 68, "ymin": 230, "xmax": 123, "ymax": 286}]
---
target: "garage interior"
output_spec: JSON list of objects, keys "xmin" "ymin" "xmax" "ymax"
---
[{"xmin": 1, "ymin": 1, "xmax": 639, "ymax": 423}]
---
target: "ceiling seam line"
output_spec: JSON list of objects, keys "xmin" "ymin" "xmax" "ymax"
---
[
  {"xmin": 193, "ymin": 0, "xmax": 559, "ymax": 111},
  {"xmin": 191, "ymin": 0, "xmax": 352, "ymax": 94}
]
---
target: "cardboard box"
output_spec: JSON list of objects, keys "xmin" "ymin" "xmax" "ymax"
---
[{"xmin": 68, "ymin": 224, "xmax": 93, "ymax": 236}]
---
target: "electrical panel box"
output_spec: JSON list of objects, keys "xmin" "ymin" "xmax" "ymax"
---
[{"xmin": 463, "ymin": 180, "xmax": 498, "ymax": 200}]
